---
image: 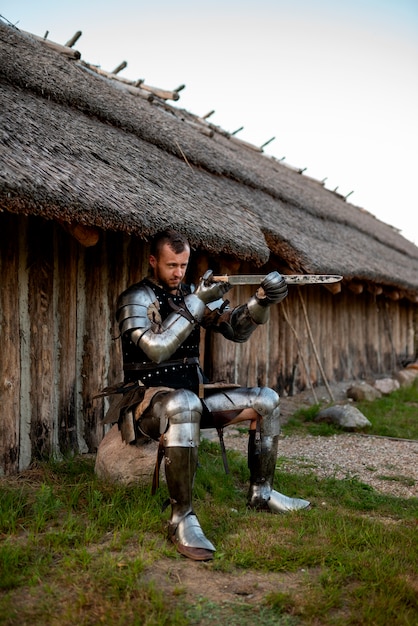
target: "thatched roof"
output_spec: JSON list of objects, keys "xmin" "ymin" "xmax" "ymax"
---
[{"xmin": 1, "ymin": 21, "xmax": 418, "ymax": 296}]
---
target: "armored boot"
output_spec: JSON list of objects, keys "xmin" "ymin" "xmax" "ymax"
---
[
  {"xmin": 159, "ymin": 389, "xmax": 216, "ymax": 561},
  {"xmin": 247, "ymin": 430, "xmax": 310, "ymax": 513},
  {"xmin": 165, "ymin": 446, "xmax": 215, "ymax": 561}
]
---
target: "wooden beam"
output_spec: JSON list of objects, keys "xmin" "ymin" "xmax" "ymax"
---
[
  {"xmin": 58, "ymin": 221, "xmax": 100, "ymax": 247},
  {"xmin": 80, "ymin": 63, "xmax": 154, "ymax": 101},
  {"xmin": 23, "ymin": 31, "xmax": 81, "ymax": 59},
  {"xmin": 348, "ymin": 282, "xmax": 364, "ymax": 295},
  {"xmin": 367, "ymin": 284, "xmax": 383, "ymax": 296},
  {"xmin": 184, "ymin": 119, "xmax": 214, "ymax": 137},
  {"xmin": 386, "ymin": 290, "xmax": 400, "ymax": 301},
  {"xmin": 324, "ymin": 282, "xmax": 341, "ymax": 295},
  {"xmin": 406, "ymin": 293, "xmax": 418, "ymax": 303},
  {"xmin": 139, "ymin": 83, "xmax": 180, "ymax": 101}
]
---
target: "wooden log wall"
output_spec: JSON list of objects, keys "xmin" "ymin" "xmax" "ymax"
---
[
  {"xmin": 0, "ymin": 212, "xmax": 416, "ymax": 475},
  {"xmin": 209, "ymin": 282, "xmax": 416, "ymax": 392}
]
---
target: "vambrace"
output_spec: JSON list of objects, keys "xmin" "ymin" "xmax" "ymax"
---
[
  {"xmin": 219, "ymin": 297, "xmax": 270, "ymax": 342},
  {"xmin": 131, "ymin": 293, "xmax": 206, "ymax": 363}
]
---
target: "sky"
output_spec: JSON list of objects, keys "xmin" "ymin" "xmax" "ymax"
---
[{"xmin": 2, "ymin": 0, "xmax": 418, "ymax": 245}]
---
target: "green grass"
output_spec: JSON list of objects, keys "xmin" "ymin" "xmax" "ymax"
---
[
  {"xmin": 283, "ymin": 378, "xmax": 418, "ymax": 440},
  {"xmin": 356, "ymin": 378, "xmax": 418, "ymax": 439},
  {"xmin": 1, "ymin": 382, "xmax": 417, "ymax": 625}
]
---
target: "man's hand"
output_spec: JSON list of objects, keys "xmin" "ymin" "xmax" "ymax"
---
[
  {"xmin": 195, "ymin": 270, "xmax": 232, "ymax": 304},
  {"xmin": 256, "ymin": 271, "xmax": 288, "ymax": 306}
]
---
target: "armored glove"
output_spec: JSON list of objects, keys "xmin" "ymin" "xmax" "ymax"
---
[
  {"xmin": 241, "ymin": 270, "xmax": 287, "ymax": 328},
  {"xmin": 255, "ymin": 271, "xmax": 288, "ymax": 306},
  {"xmin": 195, "ymin": 270, "xmax": 232, "ymax": 304}
]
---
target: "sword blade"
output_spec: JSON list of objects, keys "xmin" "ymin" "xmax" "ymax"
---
[{"xmin": 213, "ymin": 274, "xmax": 343, "ymax": 286}]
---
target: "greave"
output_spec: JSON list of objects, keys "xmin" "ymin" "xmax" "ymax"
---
[
  {"xmin": 165, "ymin": 446, "xmax": 198, "ymax": 527},
  {"xmin": 164, "ymin": 446, "xmax": 216, "ymax": 555},
  {"xmin": 247, "ymin": 430, "xmax": 310, "ymax": 513}
]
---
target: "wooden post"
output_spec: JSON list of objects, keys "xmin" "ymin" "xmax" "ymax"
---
[
  {"xmin": 297, "ymin": 288, "xmax": 334, "ymax": 402},
  {"xmin": 65, "ymin": 31, "xmax": 82, "ymax": 48},
  {"xmin": 281, "ymin": 301, "xmax": 318, "ymax": 403},
  {"xmin": 111, "ymin": 61, "xmax": 127, "ymax": 75},
  {"xmin": 0, "ymin": 215, "xmax": 20, "ymax": 473}
]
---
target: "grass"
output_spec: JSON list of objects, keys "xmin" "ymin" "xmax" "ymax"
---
[
  {"xmin": 1, "ymin": 381, "xmax": 417, "ymax": 625},
  {"xmin": 282, "ymin": 378, "xmax": 418, "ymax": 440}
]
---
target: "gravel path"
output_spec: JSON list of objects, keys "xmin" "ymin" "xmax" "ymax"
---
[
  {"xmin": 204, "ymin": 379, "xmax": 418, "ymax": 500},
  {"xmin": 220, "ymin": 429, "xmax": 418, "ymax": 499}
]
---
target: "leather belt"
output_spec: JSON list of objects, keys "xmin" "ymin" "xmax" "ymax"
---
[{"xmin": 123, "ymin": 357, "xmax": 200, "ymax": 371}]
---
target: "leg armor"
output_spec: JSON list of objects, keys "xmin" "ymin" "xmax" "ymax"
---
[
  {"xmin": 205, "ymin": 386, "xmax": 310, "ymax": 512},
  {"xmin": 141, "ymin": 389, "xmax": 216, "ymax": 560},
  {"xmin": 247, "ymin": 431, "xmax": 310, "ymax": 512}
]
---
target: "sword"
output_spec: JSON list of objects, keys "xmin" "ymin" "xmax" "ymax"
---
[{"xmin": 213, "ymin": 274, "xmax": 343, "ymax": 286}]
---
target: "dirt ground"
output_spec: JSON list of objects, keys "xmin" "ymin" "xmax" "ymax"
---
[{"xmin": 143, "ymin": 555, "xmax": 307, "ymax": 607}]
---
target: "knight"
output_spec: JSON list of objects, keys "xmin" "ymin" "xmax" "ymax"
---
[{"xmin": 112, "ymin": 228, "xmax": 310, "ymax": 561}]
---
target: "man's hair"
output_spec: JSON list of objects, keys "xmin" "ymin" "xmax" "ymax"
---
[{"xmin": 150, "ymin": 229, "xmax": 189, "ymax": 258}]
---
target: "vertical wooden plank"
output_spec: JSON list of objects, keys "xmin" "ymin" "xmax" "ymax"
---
[
  {"xmin": 105, "ymin": 231, "xmax": 126, "ymax": 390},
  {"xmin": 0, "ymin": 213, "xmax": 20, "ymax": 474},
  {"xmin": 28, "ymin": 217, "xmax": 54, "ymax": 460},
  {"xmin": 81, "ymin": 237, "xmax": 108, "ymax": 453},
  {"xmin": 18, "ymin": 217, "xmax": 32, "ymax": 470},
  {"xmin": 55, "ymin": 224, "xmax": 79, "ymax": 454}
]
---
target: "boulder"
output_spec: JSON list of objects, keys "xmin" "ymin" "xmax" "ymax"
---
[
  {"xmin": 395, "ymin": 368, "xmax": 418, "ymax": 387},
  {"xmin": 95, "ymin": 424, "xmax": 160, "ymax": 485},
  {"xmin": 374, "ymin": 377, "xmax": 400, "ymax": 395},
  {"xmin": 315, "ymin": 404, "xmax": 372, "ymax": 431},
  {"xmin": 346, "ymin": 381, "xmax": 381, "ymax": 402}
]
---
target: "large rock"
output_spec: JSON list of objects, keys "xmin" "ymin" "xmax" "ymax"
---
[
  {"xmin": 374, "ymin": 377, "xmax": 400, "ymax": 395},
  {"xmin": 346, "ymin": 381, "xmax": 381, "ymax": 402},
  {"xmin": 315, "ymin": 404, "xmax": 372, "ymax": 431},
  {"xmin": 95, "ymin": 424, "xmax": 160, "ymax": 485}
]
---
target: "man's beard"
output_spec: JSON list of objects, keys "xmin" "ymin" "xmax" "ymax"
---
[{"xmin": 155, "ymin": 273, "xmax": 180, "ymax": 293}]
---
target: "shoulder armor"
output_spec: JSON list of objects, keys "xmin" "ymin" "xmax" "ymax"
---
[
  {"xmin": 117, "ymin": 282, "xmax": 155, "ymax": 310},
  {"xmin": 116, "ymin": 282, "xmax": 157, "ymax": 335}
]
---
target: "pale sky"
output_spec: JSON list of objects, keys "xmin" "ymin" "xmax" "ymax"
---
[{"xmin": 2, "ymin": 0, "xmax": 418, "ymax": 245}]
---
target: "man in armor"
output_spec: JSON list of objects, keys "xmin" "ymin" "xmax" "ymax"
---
[{"xmin": 114, "ymin": 229, "xmax": 310, "ymax": 561}]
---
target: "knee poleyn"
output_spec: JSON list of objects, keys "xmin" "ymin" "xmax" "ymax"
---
[
  {"xmin": 163, "ymin": 389, "xmax": 202, "ymax": 424},
  {"xmin": 160, "ymin": 389, "xmax": 202, "ymax": 447},
  {"xmin": 253, "ymin": 387, "xmax": 280, "ymax": 436}
]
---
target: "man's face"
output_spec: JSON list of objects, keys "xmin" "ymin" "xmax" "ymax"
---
[{"xmin": 149, "ymin": 242, "xmax": 190, "ymax": 293}]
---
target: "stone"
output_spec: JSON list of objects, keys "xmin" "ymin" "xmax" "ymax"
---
[
  {"xmin": 395, "ymin": 368, "xmax": 418, "ymax": 387},
  {"xmin": 94, "ymin": 424, "xmax": 160, "ymax": 485},
  {"xmin": 346, "ymin": 381, "xmax": 381, "ymax": 402},
  {"xmin": 315, "ymin": 404, "xmax": 372, "ymax": 431},
  {"xmin": 374, "ymin": 377, "xmax": 400, "ymax": 395}
]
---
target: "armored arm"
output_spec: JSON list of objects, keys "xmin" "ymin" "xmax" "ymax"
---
[
  {"xmin": 117, "ymin": 273, "xmax": 231, "ymax": 363},
  {"xmin": 215, "ymin": 271, "xmax": 288, "ymax": 342}
]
